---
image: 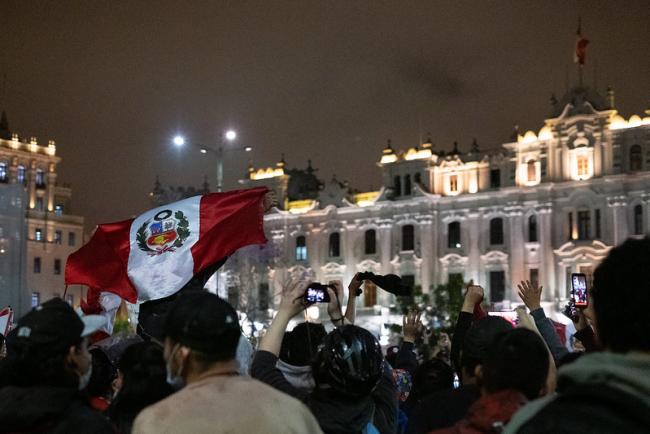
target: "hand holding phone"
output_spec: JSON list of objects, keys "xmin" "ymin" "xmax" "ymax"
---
[
  {"xmin": 571, "ymin": 273, "xmax": 589, "ymax": 308},
  {"xmin": 303, "ymin": 283, "xmax": 332, "ymax": 304}
]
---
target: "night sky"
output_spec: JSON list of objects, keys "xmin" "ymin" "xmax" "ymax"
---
[{"xmin": 2, "ymin": 1, "xmax": 649, "ymax": 230}]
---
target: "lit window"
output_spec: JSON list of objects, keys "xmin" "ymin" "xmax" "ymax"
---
[
  {"xmin": 54, "ymin": 230, "xmax": 62, "ymax": 244},
  {"xmin": 449, "ymin": 175, "xmax": 458, "ymax": 193},
  {"xmin": 295, "ymin": 236, "xmax": 307, "ymax": 261},
  {"xmin": 54, "ymin": 259, "xmax": 61, "ymax": 275},
  {"xmin": 364, "ymin": 229, "xmax": 376, "ymax": 255},
  {"xmin": 577, "ymin": 155, "xmax": 589, "ymax": 177},
  {"xmin": 54, "ymin": 204, "xmax": 64, "ymax": 215},
  {"xmin": 35, "ymin": 228, "xmax": 43, "ymax": 241},
  {"xmin": 31, "ymin": 292, "xmax": 41, "ymax": 308},
  {"xmin": 35, "ymin": 169, "xmax": 46, "ymax": 188},
  {"xmin": 527, "ymin": 160, "xmax": 536, "ymax": 182},
  {"xmin": 328, "ymin": 232, "xmax": 340, "ymax": 257},
  {"xmin": 402, "ymin": 225, "xmax": 414, "ymax": 251},
  {"xmin": 35, "ymin": 197, "xmax": 44, "ymax": 211},
  {"xmin": 0, "ymin": 163, "xmax": 7, "ymax": 183},
  {"xmin": 17, "ymin": 165, "xmax": 25, "ymax": 184}
]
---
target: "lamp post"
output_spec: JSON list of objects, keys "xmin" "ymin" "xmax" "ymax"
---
[{"xmin": 173, "ymin": 130, "xmax": 251, "ymax": 192}]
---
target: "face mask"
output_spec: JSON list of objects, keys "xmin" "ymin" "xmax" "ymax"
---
[
  {"xmin": 78, "ymin": 364, "xmax": 93, "ymax": 391},
  {"xmin": 165, "ymin": 344, "xmax": 186, "ymax": 391}
]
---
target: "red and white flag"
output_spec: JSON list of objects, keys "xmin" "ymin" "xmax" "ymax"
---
[
  {"xmin": 573, "ymin": 20, "xmax": 589, "ymax": 65},
  {"xmin": 0, "ymin": 307, "xmax": 13, "ymax": 336},
  {"xmin": 65, "ymin": 187, "xmax": 268, "ymax": 304}
]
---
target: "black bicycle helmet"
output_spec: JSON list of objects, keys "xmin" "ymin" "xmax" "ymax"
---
[{"xmin": 313, "ymin": 325, "xmax": 384, "ymax": 397}]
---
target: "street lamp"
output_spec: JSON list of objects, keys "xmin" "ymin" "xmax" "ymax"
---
[{"xmin": 171, "ymin": 130, "xmax": 251, "ymax": 192}]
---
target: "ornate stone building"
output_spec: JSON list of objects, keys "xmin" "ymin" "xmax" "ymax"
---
[
  {"xmin": 240, "ymin": 86, "xmax": 650, "ymax": 316},
  {"xmin": 0, "ymin": 111, "xmax": 85, "ymax": 313}
]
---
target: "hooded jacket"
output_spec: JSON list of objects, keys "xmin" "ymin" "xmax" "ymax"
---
[
  {"xmin": 505, "ymin": 351, "xmax": 650, "ymax": 433},
  {"xmin": 276, "ymin": 359, "xmax": 316, "ymax": 393},
  {"xmin": 430, "ymin": 390, "xmax": 527, "ymax": 434},
  {"xmin": 0, "ymin": 386, "xmax": 114, "ymax": 434}
]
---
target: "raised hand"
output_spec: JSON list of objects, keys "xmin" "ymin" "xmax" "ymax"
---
[
  {"xmin": 402, "ymin": 309, "xmax": 423, "ymax": 343},
  {"xmin": 517, "ymin": 280, "xmax": 543, "ymax": 311},
  {"xmin": 462, "ymin": 284, "xmax": 484, "ymax": 313},
  {"xmin": 278, "ymin": 280, "xmax": 309, "ymax": 318}
]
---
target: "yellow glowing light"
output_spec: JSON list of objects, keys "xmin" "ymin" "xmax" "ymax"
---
[
  {"xmin": 629, "ymin": 115, "xmax": 642, "ymax": 127},
  {"xmin": 354, "ymin": 191, "xmax": 380, "ymax": 207},
  {"xmin": 380, "ymin": 154, "xmax": 398, "ymax": 164},
  {"xmin": 47, "ymin": 141, "xmax": 56, "ymax": 156},
  {"xmin": 538, "ymin": 126, "xmax": 553, "ymax": 141},
  {"xmin": 287, "ymin": 199, "xmax": 315, "ymax": 214},
  {"xmin": 570, "ymin": 151, "xmax": 593, "ymax": 181},
  {"xmin": 519, "ymin": 131, "xmax": 538, "ymax": 144},
  {"xmin": 609, "ymin": 114, "xmax": 627, "ymax": 130},
  {"xmin": 250, "ymin": 167, "xmax": 284, "ymax": 180},
  {"xmin": 404, "ymin": 147, "xmax": 432, "ymax": 161},
  {"xmin": 468, "ymin": 176, "xmax": 478, "ymax": 193}
]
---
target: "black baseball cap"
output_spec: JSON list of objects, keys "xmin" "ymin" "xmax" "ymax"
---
[
  {"xmin": 163, "ymin": 291, "xmax": 241, "ymax": 357},
  {"xmin": 15, "ymin": 298, "xmax": 106, "ymax": 351}
]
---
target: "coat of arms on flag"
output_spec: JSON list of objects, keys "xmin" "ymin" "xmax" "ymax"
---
[{"xmin": 136, "ymin": 209, "xmax": 190, "ymax": 255}]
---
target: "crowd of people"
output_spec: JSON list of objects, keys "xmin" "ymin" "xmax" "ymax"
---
[{"xmin": 0, "ymin": 237, "xmax": 648, "ymax": 433}]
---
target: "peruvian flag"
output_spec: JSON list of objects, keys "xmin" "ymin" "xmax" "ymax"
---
[
  {"xmin": 65, "ymin": 187, "xmax": 268, "ymax": 304},
  {"xmin": 573, "ymin": 20, "xmax": 589, "ymax": 65}
]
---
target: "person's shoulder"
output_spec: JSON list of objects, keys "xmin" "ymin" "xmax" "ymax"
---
[
  {"xmin": 131, "ymin": 392, "xmax": 180, "ymax": 434},
  {"xmin": 57, "ymin": 400, "xmax": 114, "ymax": 434},
  {"xmin": 239, "ymin": 376, "xmax": 306, "ymax": 404}
]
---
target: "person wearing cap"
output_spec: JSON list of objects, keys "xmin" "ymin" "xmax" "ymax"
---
[
  {"xmin": 132, "ymin": 291, "xmax": 322, "ymax": 434},
  {"xmin": 0, "ymin": 297, "xmax": 113, "ymax": 433}
]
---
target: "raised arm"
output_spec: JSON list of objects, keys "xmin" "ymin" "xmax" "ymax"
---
[{"xmin": 451, "ymin": 284, "xmax": 483, "ymax": 374}]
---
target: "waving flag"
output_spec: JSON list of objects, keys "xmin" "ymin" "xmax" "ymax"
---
[
  {"xmin": 573, "ymin": 19, "xmax": 589, "ymax": 65},
  {"xmin": 65, "ymin": 187, "xmax": 268, "ymax": 303}
]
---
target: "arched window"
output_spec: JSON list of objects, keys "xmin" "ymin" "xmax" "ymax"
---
[
  {"xmin": 17, "ymin": 165, "xmax": 26, "ymax": 184},
  {"xmin": 35, "ymin": 169, "xmax": 46, "ymax": 188},
  {"xmin": 0, "ymin": 163, "xmax": 7, "ymax": 183},
  {"xmin": 527, "ymin": 160, "xmax": 536, "ymax": 182},
  {"xmin": 364, "ymin": 229, "xmax": 376, "ymax": 255},
  {"xmin": 404, "ymin": 175, "xmax": 412, "ymax": 196},
  {"xmin": 394, "ymin": 176, "xmax": 402, "ymax": 197},
  {"xmin": 295, "ymin": 236, "xmax": 307, "ymax": 261},
  {"xmin": 449, "ymin": 175, "xmax": 458, "ymax": 193},
  {"xmin": 634, "ymin": 204, "xmax": 644, "ymax": 235},
  {"xmin": 328, "ymin": 232, "xmax": 340, "ymax": 257},
  {"xmin": 489, "ymin": 218, "xmax": 504, "ymax": 245},
  {"xmin": 448, "ymin": 221, "xmax": 461, "ymax": 248},
  {"xmin": 402, "ymin": 225, "xmax": 414, "ymax": 251},
  {"xmin": 528, "ymin": 215, "xmax": 538, "ymax": 242},
  {"xmin": 630, "ymin": 145, "xmax": 642, "ymax": 171}
]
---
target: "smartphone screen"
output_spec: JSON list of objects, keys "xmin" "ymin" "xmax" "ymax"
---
[
  {"xmin": 305, "ymin": 287, "xmax": 328, "ymax": 303},
  {"xmin": 571, "ymin": 273, "xmax": 588, "ymax": 307}
]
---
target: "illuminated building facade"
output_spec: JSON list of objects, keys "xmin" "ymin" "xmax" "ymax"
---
[
  {"xmin": 0, "ymin": 112, "xmax": 85, "ymax": 313},
  {"xmin": 241, "ymin": 86, "xmax": 650, "ymax": 316}
]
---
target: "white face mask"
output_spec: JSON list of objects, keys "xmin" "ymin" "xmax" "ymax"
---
[
  {"xmin": 78, "ymin": 364, "xmax": 93, "ymax": 391},
  {"xmin": 165, "ymin": 344, "xmax": 185, "ymax": 391}
]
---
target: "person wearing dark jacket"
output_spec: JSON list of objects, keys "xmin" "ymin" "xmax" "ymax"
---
[
  {"xmin": 506, "ymin": 238, "xmax": 650, "ymax": 433},
  {"xmin": 431, "ymin": 328, "xmax": 550, "ymax": 434},
  {"xmin": 407, "ymin": 291, "xmax": 513, "ymax": 434},
  {"xmin": 0, "ymin": 298, "xmax": 113, "ymax": 434},
  {"xmin": 252, "ymin": 277, "xmax": 397, "ymax": 434}
]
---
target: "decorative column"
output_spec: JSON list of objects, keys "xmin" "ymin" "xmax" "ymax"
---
[
  {"xmin": 507, "ymin": 206, "xmax": 525, "ymax": 301},
  {"xmin": 642, "ymin": 193, "xmax": 650, "ymax": 233},
  {"xmin": 47, "ymin": 163, "xmax": 57, "ymax": 212},
  {"xmin": 607, "ymin": 195, "xmax": 628, "ymax": 245},
  {"xmin": 467, "ymin": 212, "xmax": 481, "ymax": 284},
  {"xmin": 416, "ymin": 215, "xmax": 433, "ymax": 293},
  {"xmin": 378, "ymin": 219, "xmax": 393, "ymax": 275},
  {"xmin": 343, "ymin": 223, "xmax": 358, "ymax": 289},
  {"xmin": 537, "ymin": 204, "xmax": 555, "ymax": 301}
]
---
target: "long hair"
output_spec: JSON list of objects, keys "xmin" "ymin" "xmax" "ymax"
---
[{"xmin": 106, "ymin": 342, "xmax": 173, "ymax": 433}]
